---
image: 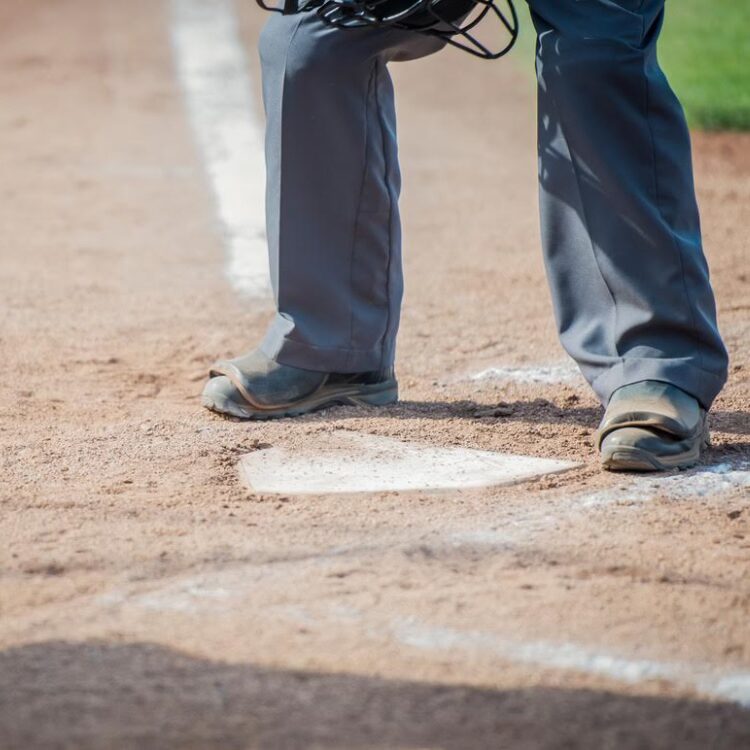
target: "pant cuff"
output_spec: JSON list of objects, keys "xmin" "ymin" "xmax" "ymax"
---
[
  {"xmin": 590, "ymin": 357, "xmax": 727, "ymax": 410},
  {"xmin": 259, "ymin": 315, "xmax": 390, "ymax": 373}
]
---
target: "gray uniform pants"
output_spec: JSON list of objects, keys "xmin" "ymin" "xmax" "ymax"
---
[{"xmin": 257, "ymin": 0, "xmax": 728, "ymax": 409}]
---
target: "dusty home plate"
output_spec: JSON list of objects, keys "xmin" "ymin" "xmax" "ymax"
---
[{"xmin": 239, "ymin": 430, "xmax": 579, "ymax": 495}]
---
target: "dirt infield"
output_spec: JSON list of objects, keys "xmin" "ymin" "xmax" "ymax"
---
[{"xmin": 1, "ymin": 1, "xmax": 748, "ymax": 747}]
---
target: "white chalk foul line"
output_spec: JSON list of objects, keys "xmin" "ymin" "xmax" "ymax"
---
[
  {"xmin": 390, "ymin": 617, "xmax": 750, "ymax": 708},
  {"xmin": 633, "ymin": 461, "xmax": 750, "ymax": 498},
  {"xmin": 170, "ymin": 0, "xmax": 270, "ymax": 297},
  {"xmin": 96, "ymin": 558, "xmax": 750, "ymax": 708},
  {"xmin": 470, "ymin": 363, "xmax": 583, "ymax": 386},
  {"xmin": 574, "ymin": 461, "xmax": 750, "ymax": 509}
]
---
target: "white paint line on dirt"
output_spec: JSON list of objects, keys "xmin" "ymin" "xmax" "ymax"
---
[
  {"xmin": 577, "ymin": 462, "xmax": 750, "ymax": 507},
  {"xmin": 389, "ymin": 618, "xmax": 750, "ymax": 707},
  {"xmin": 98, "ymin": 568, "xmax": 264, "ymax": 614},
  {"xmin": 76, "ymin": 162, "xmax": 197, "ymax": 180},
  {"xmin": 469, "ymin": 363, "xmax": 583, "ymax": 386},
  {"xmin": 441, "ymin": 461, "xmax": 750, "ymax": 547},
  {"xmin": 97, "ymin": 461, "xmax": 749, "ymax": 616},
  {"xmin": 101, "ymin": 577, "xmax": 750, "ymax": 707},
  {"xmin": 447, "ymin": 528, "xmax": 518, "ymax": 548},
  {"xmin": 127, "ymin": 584, "xmax": 233, "ymax": 613},
  {"xmin": 635, "ymin": 462, "xmax": 750, "ymax": 499},
  {"xmin": 170, "ymin": 0, "xmax": 270, "ymax": 297},
  {"xmin": 239, "ymin": 430, "xmax": 580, "ymax": 495}
]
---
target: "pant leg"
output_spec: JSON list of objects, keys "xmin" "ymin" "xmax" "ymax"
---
[
  {"xmin": 527, "ymin": 0, "xmax": 728, "ymax": 408},
  {"xmin": 257, "ymin": 13, "xmax": 444, "ymax": 373}
]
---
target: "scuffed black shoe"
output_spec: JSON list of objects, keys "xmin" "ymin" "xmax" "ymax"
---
[
  {"xmin": 597, "ymin": 381, "xmax": 710, "ymax": 472},
  {"xmin": 202, "ymin": 349, "xmax": 398, "ymax": 420}
]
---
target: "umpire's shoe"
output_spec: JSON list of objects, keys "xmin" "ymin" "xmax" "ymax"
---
[
  {"xmin": 597, "ymin": 381, "xmax": 709, "ymax": 472},
  {"xmin": 202, "ymin": 349, "xmax": 398, "ymax": 420}
]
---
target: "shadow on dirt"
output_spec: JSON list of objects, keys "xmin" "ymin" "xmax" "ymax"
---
[
  {"xmin": 711, "ymin": 410, "xmax": 750, "ymax": 435},
  {"xmin": 1, "ymin": 640, "xmax": 748, "ymax": 750},
  {"xmin": 308, "ymin": 398, "xmax": 750, "ymax": 439},
  {"xmin": 299, "ymin": 397, "xmax": 605, "ymax": 428}
]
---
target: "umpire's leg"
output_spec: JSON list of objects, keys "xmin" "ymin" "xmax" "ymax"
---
[
  {"xmin": 527, "ymin": 0, "xmax": 728, "ymax": 409},
  {"xmin": 258, "ymin": 13, "xmax": 444, "ymax": 373}
]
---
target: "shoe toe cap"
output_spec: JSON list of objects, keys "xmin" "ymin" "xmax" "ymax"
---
[
  {"xmin": 201, "ymin": 376, "xmax": 249, "ymax": 418},
  {"xmin": 600, "ymin": 425, "xmax": 702, "ymax": 471}
]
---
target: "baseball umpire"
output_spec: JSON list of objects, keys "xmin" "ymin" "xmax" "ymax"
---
[{"xmin": 202, "ymin": 0, "xmax": 729, "ymax": 472}]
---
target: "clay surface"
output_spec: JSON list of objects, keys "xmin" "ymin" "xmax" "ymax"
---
[{"xmin": 1, "ymin": 1, "xmax": 748, "ymax": 748}]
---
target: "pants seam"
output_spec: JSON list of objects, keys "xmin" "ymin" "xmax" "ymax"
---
[
  {"xmin": 346, "ymin": 62, "xmax": 378, "ymax": 371},
  {"xmin": 274, "ymin": 13, "xmax": 307, "ymax": 308},
  {"xmin": 642, "ymin": 56, "xmax": 707, "ymax": 393},
  {"xmin": 541, "ymin": 43, "xmax": 624, "ymax": 370},
  {"xmin": 373, "ymin": 61, "xmax": 396, "ymax": 368}
]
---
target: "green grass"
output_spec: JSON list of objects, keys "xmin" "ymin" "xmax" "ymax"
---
[
  {"xmin": 513, "ymin": 0, "xmax": 750, "ymax": 131},
  {"xmin": 659, "ymin": 0, "xmax": 750, "ymax": 131}
]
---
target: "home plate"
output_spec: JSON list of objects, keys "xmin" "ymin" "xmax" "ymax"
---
[{"xmin": 239, "ymin": 431, "xmax": 579, "ymax": 495}]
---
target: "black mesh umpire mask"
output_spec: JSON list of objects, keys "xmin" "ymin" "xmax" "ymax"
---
[{"xmin": 256, "ymin": 0, "xmax": 519, "ymax": 60}]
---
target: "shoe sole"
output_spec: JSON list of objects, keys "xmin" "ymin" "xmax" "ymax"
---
[
  {"xmin": 202, "ymin": 380, "xmax": 398, "ymax": 420},
  {"xmin": 600, "ymin": 418, "xmax": 710, "ymax": 473}
]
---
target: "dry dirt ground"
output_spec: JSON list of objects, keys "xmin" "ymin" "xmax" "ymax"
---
[{"xmin": 1, "ymin": 1, "xmax": 749, "ymax": 748}]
